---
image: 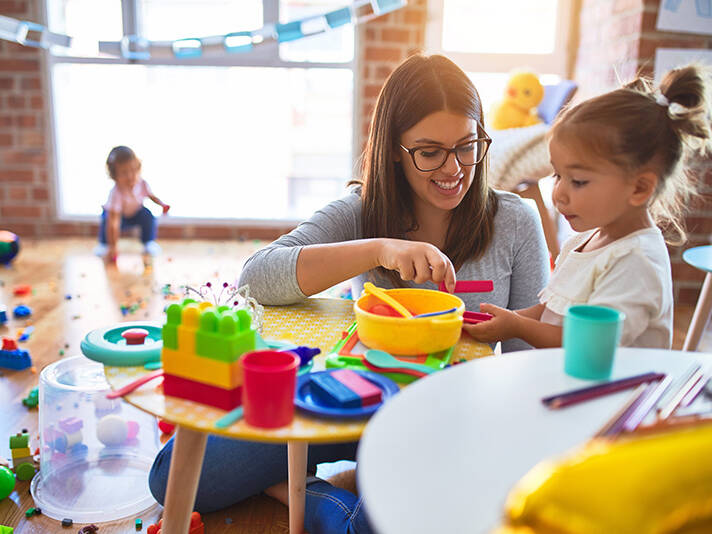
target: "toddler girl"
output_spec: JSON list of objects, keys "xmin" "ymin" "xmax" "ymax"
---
[
  {"xmin": 94, "ymin": 146, "xmax": 170, "ymax": 262},
  {"xmin": 468, "ymin": 64, "xmax": 711, "ymax": 349}
]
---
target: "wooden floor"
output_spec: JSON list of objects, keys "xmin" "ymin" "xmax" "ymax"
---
[
  {"xmin": 0, "ymin": 238, "xmax": 289, "ymax": 533},
  {"xmin": 0, "ymin": 237, "xmax": 700, "ymax": 533}
]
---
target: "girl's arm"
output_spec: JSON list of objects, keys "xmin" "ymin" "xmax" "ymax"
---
[
  {"xmin": 148, "ymin": 194, "xmax": 170, "ymax": 214},
  {"xmin": 464, "ymin": 303, "xmax": 562, "ymax": 348}
]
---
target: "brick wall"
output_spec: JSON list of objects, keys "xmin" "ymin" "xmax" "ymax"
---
[
  {"xmin": 574, "ymin": 0, "xmax": 712, "ymax": 305},
  {"xmin": 354, "ymin": 0, "xmax": 427, "ymax": 151}
]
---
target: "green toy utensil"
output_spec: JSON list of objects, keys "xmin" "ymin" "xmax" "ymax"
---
[{"xmin": 364, "ymin": 349, "xmax": 435, "ymax": 375}]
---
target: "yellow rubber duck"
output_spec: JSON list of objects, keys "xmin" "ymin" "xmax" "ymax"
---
[{"xmin": 490, "ymin": 72, "xmax": 544, "ymax": 130}]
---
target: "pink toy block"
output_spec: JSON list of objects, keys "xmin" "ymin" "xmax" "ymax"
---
[
  {"xmin": 163, "ymin": 374, "xmax": 242, "ymax": 411},
  {"xmin": 58, "ymin": 417, "xmax": 83, "ymax": 433},
  {"xmin": 331, "ymin": 369, "xmax": 382, "ymax": 406}
]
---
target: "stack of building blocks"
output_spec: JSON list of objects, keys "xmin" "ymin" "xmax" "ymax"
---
[
  {"xmin": 310, "ymin": 369, "xmax": 382, "ymax": 408},
  {"xmin": 0, "ymin": 338, "xmax": 31, "ymax": 370},
  {"xmin": 161, "ymin": 299, "xmax": 256, "ymax": 410},
  {"xmin": 9, "ymin": 432, "xmax": 35, "ymax": 481}
]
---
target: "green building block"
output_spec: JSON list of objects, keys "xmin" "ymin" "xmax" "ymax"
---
[
  {"xmin": 25, "ymin": 507, "xmax": 35, "ymax": 518},
  {"xmin": 9, "ymin": 433, "xmax": 28, "ymax": 449},
  {"xmin": 0, "ymin": 525, "xmax": 14, "ymax": 533},
  {"xmin": 162, "ymin": 303, "xmax": 182, "ymax": 350},
  {"xmin": 22, "ymin": 387, "xmax": 38, "ymax": 408},
  {"xmin": 195, "ymin": 308, "xmax": 256, "ymax": 362},
  {"xmin": 15, "ymin": 462, "xmax": 35, "ymax": 481},
  {"xmin": 135, "ymin": 518, "xmax": 143, "ymax": 530}
]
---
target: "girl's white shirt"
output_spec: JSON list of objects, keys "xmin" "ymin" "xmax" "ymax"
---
[
  {"xmin": 539, "ymin": 227, "xmax": 673, "ymax": 349},
  {"xmin": 103, "ymin": 179, "xmax": 153, "ymax": 217}
]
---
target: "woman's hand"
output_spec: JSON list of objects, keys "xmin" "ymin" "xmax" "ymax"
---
[
  {"xmin": 463, "ymin": 303, "xmax": 521, "ymax": 343},
  {"xmin": 377, "ymin": 238, "xmax": 456, "ymax": 292}
]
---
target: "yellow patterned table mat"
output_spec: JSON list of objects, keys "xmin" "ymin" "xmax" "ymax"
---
[{"xmin": 105, "ymin": 298, "xmax": 493, "ymax": 443}]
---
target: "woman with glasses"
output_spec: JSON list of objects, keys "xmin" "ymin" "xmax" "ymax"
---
[{"xmin": 149, "ymin": 54, "xmax": 549, "ymax": 533}]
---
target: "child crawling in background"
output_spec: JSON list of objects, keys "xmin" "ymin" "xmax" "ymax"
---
[
  {"xmin": 468, "ymin": 64, "xmax": 712, "ymax": 350},
  {"xmin": 94, "ymin": 145, "xmax": 170, "ymax": 263}
]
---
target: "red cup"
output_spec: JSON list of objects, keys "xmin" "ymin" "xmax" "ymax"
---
[{"xmin": 240, "ymin": 350, "xmax": 300, "ymax": 428}]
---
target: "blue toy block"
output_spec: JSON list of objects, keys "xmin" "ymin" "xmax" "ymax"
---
[
  {"xmin": 0, "ymin": 348, "xmax": 32, "ymax": 370},
  {"xmin": 309, "ymin": 373, "xmax": 361, "ymax": 409},
  {"xmin": 0, "ymin": 306, "xmax": 7, "ymax": 324},
  {"xmin": 13, "ymin": 305, "xmax": 31, "ymax": 318}
]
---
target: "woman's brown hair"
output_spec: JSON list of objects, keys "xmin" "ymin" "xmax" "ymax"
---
[
  {"xmin": 550, "ymin": 64, "xmax": 712, "ymax": 244},
  {"xmin": 106, "ymin": 145, "xmax": 140, "ymax": 181},
  {"xmin": 353, "ymin": 54, "xmax": 498, "ymax": 286}
]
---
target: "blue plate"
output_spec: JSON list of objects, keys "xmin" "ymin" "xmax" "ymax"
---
[{"xmin": 294, "ymin": 370, "xmax": 399, "ymax": 419}]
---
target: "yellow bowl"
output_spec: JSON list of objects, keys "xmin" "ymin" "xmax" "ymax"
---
[{"xmin": 355, "ymin": 288, "xmax": 465, "ymax": 355}]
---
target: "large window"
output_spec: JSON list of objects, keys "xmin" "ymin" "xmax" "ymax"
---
[
  {"xmin": 47, "ymin": 0, "xmax": 355, "ymax": 221},
  {"xmin": 426, "ymin": 0, "xmax": 572, "ymax": 123}
]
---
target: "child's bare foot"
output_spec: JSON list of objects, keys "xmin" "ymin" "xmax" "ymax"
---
[{"xmin": 326, "ymin": 468, "xmax": 357, "ymax": 494}]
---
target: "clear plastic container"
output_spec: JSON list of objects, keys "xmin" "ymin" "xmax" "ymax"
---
[{"xmin": 31, "ymin": 355, "xmax": 160, "ymax": 523}]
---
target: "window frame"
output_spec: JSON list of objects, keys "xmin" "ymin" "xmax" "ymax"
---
[
  {"xmin": 45, "ymin": 0, "xmax": 358, "ymax": 224},
  {"xmin": 424, "ymin": 0, "xmax": 573, "ymax": 76}
]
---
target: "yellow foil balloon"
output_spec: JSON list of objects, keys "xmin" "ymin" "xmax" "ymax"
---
[{"xmin": 499, "ymin": 421, "xmax": 712, "ymax": 534}]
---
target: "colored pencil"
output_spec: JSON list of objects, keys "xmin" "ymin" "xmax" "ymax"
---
[
  {"xmin": 593, "ymin": 383, "xmax": 649, "ymax": 438},
  {"xmin": 681, "ymin": 373, "xmax": 712, "ymax": 408},
  {"xmin": 621, "ymin": 375, "xmax": 673, "ymax": 432},
  {"xmin": 599, "ymin": 381, "xmax": 661, "ymax": 437},
  {"xmin": 542, "ymin": 371, "xmax": 665, "ymax": 409},
  {"xmin": 656, "ymin": 363, "xmax": 701, "ymax": 412},
  {"xmin": 658, "ymin": 368, "xmax": 705, "ymax": 419}
]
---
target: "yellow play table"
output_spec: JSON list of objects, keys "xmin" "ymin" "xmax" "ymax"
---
[{"xmin": 105, "ymin": 297, "xmax": 492, "ymax": 534}]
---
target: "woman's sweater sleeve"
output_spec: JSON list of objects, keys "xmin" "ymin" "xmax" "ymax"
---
[{"xmin": 238, "ymin": 193, "xmax": 361, "ymax": 305}]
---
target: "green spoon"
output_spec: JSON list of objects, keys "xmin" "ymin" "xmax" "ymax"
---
[{"xmin": 365, "ymin": 349, "xmax": 435, "ymax": 375}]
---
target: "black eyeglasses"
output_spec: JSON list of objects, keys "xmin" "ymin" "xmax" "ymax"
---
[{"xmin": 399, "ymin": 136, "xmax": 492, "ymax": 172}]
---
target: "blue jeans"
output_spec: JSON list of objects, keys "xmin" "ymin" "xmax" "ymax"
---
[
  {"xmin": 99, "ymin": 206, "xmax": 156, "ymax": 244},
  {"xmin": 148, "ymin": 435, "xmax": 374, "ymax": 533}
]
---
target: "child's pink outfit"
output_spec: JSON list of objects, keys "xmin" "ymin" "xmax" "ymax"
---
[{"xmin": 103, "ymin": 179, "xmax": 154, "ymax": 216}]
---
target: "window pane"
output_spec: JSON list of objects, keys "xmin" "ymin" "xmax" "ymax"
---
[
  {"xmin": 51, "ymin": 64, "xmax": 353, "ymax": 220},
  {"xmin": 46, "ymin": 0, "xmax": 123, "ymax": 57},
  {"xmin": 140, "ymin": 0, "xmax": 263, "ymax": 41},
  {"xmin": 442, "ymin": 0, "xmax": 558, "ymax": 54},
  {"xmin": 279, "ymin": 0, "xmax": 354, "ymax": 63}
]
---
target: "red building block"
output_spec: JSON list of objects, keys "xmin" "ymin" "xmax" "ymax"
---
[{"xmin": 163, "ymin": 374, "xmax": 242, "ymax": 411}]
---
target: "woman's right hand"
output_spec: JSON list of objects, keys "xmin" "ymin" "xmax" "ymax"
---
[{"xmin": 376, "ymin": 238, "xmax": 456, "ymax": 292}]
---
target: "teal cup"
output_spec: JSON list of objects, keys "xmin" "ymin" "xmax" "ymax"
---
[{"xmin": 563, "ymin": 305, "xmax": 625, "ymax": 380}]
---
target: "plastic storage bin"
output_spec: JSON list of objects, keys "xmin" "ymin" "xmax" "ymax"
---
[{"xmin": 31, "ymin": 355, "xmax": 160, "ymax": 523}]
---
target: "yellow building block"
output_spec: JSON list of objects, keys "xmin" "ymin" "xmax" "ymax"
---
[
  {"xmin": 162, "ymin": 347, "xmax": 243, "ymax": 389},
  {"xmin": 176, "ymin": 304, "xmax": 201, "ymax": 354},
  {"xmin": 11, "ymin": 447, "xmax": 31, "ymax": 459}
]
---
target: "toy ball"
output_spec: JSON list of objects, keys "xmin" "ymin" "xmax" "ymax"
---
[
  {"xmin": 96, "ymin": 414, "xmax": 128, "ymax": 446},
  {"xmin": 0, "ymin": 465, "xmax": 15, "ymax": 500},
  {"xmin": 0, "ymin": 231, "xmax": 19, "ymax": 265}
]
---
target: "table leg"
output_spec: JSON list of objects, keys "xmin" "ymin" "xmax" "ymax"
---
[
  {"xmin": 684, "ymin": 272, "xmax": 712, "ymax": 352},
  {"xmin": 161, "ymin": 425, "xmax": 209, "ymax": 534},
  {"xmin": 287, "ymin": 440, "xmax": 308, "ymax": 534}
]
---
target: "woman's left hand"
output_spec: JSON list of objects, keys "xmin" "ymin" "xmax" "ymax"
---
[{"xmin": 463, "ymin": 303, "xmax": 520, "ymax": 343}]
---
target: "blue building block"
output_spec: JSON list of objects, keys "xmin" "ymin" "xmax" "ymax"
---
[
  {"xmin": 0, "ymin": 306, "xmax": 6, "ymax": 325},
  {"xmin": 309, "ymin": 373, "xmax": 361, "ymax": 408},
  {"xmin": 0, "ymin": 348, "xmax": 32, "ymax": 370},
  {"xmin": 13, "ymin": 305, "xmax": 32, "ymax": 318}
]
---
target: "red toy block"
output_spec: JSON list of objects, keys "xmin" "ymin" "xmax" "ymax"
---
[
  {"xmin": 1, "ymin": 338, "xmax": 17, "ymax": 351},
  {"xmin": 147, "ymin": 511, "xmax": 204, "ymax": 534},
  {"xmin": 12, "ymin": 284, "xmax": 31, "ymax": 296},
  {"xmin": 163, "ymin": 374, "xmax": 242, "ymax": 411},
  {"xmin": 331, "ymin": 369, "xmax": 382, "ymax": 406}
]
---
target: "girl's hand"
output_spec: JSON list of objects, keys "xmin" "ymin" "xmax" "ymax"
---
[
  {"xmin": 463, "ymin": 303, "xmax": 520, "ymax": 343},
  {"xmin": 162, "ymin": 204, "xmax": 171, "ymax": 214},
  {"xmin": 377, "ymin": 238, "xmax": 456, "ymax": 292}
]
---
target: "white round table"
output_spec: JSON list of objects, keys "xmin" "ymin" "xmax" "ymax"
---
[{"xmin": 357, "ymin": 348, "xmax": 712, "ymax": 534}]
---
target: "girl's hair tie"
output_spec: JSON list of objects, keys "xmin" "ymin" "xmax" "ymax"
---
[{"xmin": 655, "ymin": 92, "xmax": 670, "ymax": 107}]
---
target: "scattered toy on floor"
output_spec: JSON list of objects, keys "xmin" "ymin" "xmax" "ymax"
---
[
  {"xmin": 12, "ymin": 305, "xmax": 31, "ymax": 318},
  {"xmin": 9, "ymin": 430, "xmax": 36, "ymax": 481},
  {"xmin": 0, "ymin": 230, "xmax": 19, "ymax": 265},
  {"xmin": 22, "ymin": 387, "xmax": 38, "ymax": 408},
  {"xmin": 0, "ymin": 465, "xmax": 15, "ymax": 500},
  {"xmin": 62, "ymin": 518, "xmax": 73, "ymax": 527},
  {"xmin": 0, "ymin": 338, "xmax": 32, "ymax": 370},
  {"xmin": 12, "ymin": 285, "xmax": 31, "ymax": 296},
  {"xmin": 146, "ymin": 511, "xmax": 204, "ymax": 534}
]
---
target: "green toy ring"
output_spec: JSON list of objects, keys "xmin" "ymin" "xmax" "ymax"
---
[{"xmin": 80, "ymin": 322, "xmax": 163, "ymax": 367}]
